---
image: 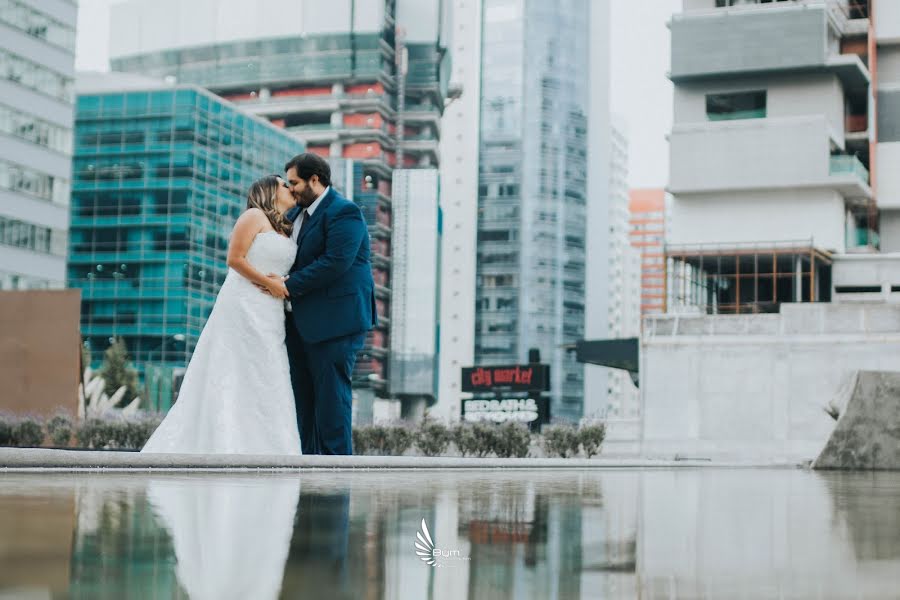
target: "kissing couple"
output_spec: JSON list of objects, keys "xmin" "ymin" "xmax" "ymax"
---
[{"xmin": 142, "ymin": 153, "xmax": 377, "ymax": 456}]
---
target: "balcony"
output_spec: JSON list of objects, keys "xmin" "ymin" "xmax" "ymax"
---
[
  {"xmin": 846, "ymin": 226, "xmax": 879, "ymax": 252},
  {"xmin": 829, "ymin": 154, "xmax": 869, "ymax": 185},
  {"xmin": 669, "ymin": 115, "xmax": 872, "ymax": 200},
  {"xmin": 670, "ymin": 3, "xmax": 869, "ymax": 94}
]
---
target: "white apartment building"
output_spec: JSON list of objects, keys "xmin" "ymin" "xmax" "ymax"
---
[{"xmin": 0, "ymin": 0, "xmax": 77, "ymax": 290}]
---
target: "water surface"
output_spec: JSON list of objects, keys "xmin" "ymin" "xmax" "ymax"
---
[{"xmin": 1, "ymin": 468, "xmax": 899, "ymax": 599}]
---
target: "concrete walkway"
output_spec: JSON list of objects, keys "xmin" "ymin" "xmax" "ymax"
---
[{"xmin": 0, "ymin": 448, "xmax": 801, "ymax": 471}]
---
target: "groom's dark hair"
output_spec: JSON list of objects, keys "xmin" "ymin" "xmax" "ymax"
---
[{"xmin": 285, "ymin": 153, "xmax": 331, "ymax": 187}]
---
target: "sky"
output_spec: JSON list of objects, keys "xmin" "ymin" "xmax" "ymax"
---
[{"xmin": 74, "ymin": 0, "xmax": 678, "ymax": 189}]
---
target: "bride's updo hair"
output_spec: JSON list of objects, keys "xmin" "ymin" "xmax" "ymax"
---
[{"xmin": 246, "ymin": 175, "xmax": 292, "ymax": 237}]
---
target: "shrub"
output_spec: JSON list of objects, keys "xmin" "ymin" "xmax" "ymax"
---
[
  {"xmin": 415, "ymin": 419, "xmax": 452, "ymax": 457},
  {"xmin": 578, "ymin": 423, "xmax": 606, "ymax": 458},
  {"xmin": 493, "ymin": 421, "xmax": 532, "ymax": 458},
  {"xmin": 452, "ymin": 422, "xmax": 481, "ymax": 457},
  {"xmin": 541, "ymin": 424, "xmax": 581, "ymax": 458},
  {"xmin": 353, "ymin": 423, "xmax": 414, "ymax": 456},
  {"xmin": 47, "ymin": 413, "xmax": 74, "ymax": 447},
  {"xmin": 352, "ymin": 426, "xmax": 369, "ymax": 455},
  {"xmin": 74, "ymin": 414, "xmax": 160, "ymax": 450},
  {"xmin": 384, "ymin": 423, "xmax": 415, "ymax": 456},
  {"xmin": 123, "ymin": 415, "xmax": 162, "ymax": 450},
  {"xmin": 0, "ymin": 415, "xmax": 12, "ymax": 446},
  {"xmin": 11, "ymin": 417, "xmax": 44, "ymax": 447},
  {"xmin": 76, "ymin": 418, "xmax": 119, "ymax": 449}
]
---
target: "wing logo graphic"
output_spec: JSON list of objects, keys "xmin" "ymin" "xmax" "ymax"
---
[{"xmin": 415, "ymin": 518, "xmax": 437, "ymax": 566}]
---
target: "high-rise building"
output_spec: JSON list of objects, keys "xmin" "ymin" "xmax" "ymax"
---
[
  {"xmin": 667, "ymin": 0, "xmax": 873, "ymax": 314},
  {"xmin": 69, "ymin": 74, "xmax": 305, "ymax": 406},
  {"xmin": 107, "ymin": 0, "xmax": 450, "ymax": 406},
  {"xmin": 475, "ymin": 0, "xmax": 610, "ymax": 423},
  {"xmin": 434, "ymin": 0, "xmax": 482, "ymax": 422},
  {"xmin": 592, "ymin": 116, "xmax": 639, "ymax": 421},
  {"xmin": 389, "ymin": 168, "xmax": 441, "ymax": 417},
  {"xmin": 0, "ymin": 0, "xmax": 77, "ymax": 290},
  {"xmin": 629, "ymin": 189, "xmax": 667, "ymax": 315}
]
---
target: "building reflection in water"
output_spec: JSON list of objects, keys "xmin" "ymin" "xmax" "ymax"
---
[{"xmin": 2, "ymin": 469, "xmax": 900, "ymax": 599}]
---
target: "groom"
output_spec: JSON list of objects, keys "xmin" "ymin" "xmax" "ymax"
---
[{"xmin": 269, "ymin": 153, "xmax": 376, "ymax": 455}]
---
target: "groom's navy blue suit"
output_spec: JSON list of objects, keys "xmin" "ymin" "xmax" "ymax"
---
[{"xmin": 284, "ymin": 187, "xmax": 376, "ymax": 455}]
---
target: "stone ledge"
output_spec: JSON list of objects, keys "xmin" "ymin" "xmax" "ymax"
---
[{"xmin": 0, "ymin": 448, "xmax": 798, "ymax": 471}]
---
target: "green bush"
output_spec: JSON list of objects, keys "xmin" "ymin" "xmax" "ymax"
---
[
  {"xmin": 451, "ymin": 422, "xmax": 481, "ymax": 457},
  {"xmin": 384, "ymin": 423, "xmax": 415, "ymax": 455},
  {"xmin": 352, "ymin": 426, "xmax": 369, "ymax": 455},
  {"xmin": 11, "ymin": 417, "xmax": 44, "ymax": 447},
  {"xmin": 46, "ymin": 414, "xmax": 74, "ymax": 447},
  {"xmin": 0, "ymin": 415, "xmax": 12, "ymax": 446},
  {"xmin": 541, "ymin": 424, "xmax": 581, "ymax": 458},
  {"xmin": 75, "ymin": 414, "xmax": 162, "ymax": 450},
  {"xmin": 352, "ymin": 423, "xmax": 415, "ymax": 456},
  {"xmin": 493, "ymin": 421, "xmax": 532, "ymax": 458},
  {"xmin": 415, "ymin": 419, "xmax": 452, "ymax": 457},
  {"xmin": 578, "ymin": 423, "xmax": 606, "ymax": 458},
  {"xmin": 76, "ymin": 418, "xmax": 118, "ymax": 449}
]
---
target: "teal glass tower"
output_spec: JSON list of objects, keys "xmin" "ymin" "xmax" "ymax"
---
[{"xmin": 68, "ymin": 84, "xmax": 304, "ymax": 409}]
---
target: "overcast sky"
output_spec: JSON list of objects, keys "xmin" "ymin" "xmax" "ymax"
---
[{"xmin": 75, "ymin": 0, "xmax": 677, "ymax": 189}]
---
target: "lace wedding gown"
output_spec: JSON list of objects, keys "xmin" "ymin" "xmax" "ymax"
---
[{"xmin": 142, "ymin": 231, "xmax": 301, "ymax": 455}]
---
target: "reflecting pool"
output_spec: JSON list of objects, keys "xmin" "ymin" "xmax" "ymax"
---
[{"xmin": 1, "ymin": 468, "xmax": 899, "ymax": 599}]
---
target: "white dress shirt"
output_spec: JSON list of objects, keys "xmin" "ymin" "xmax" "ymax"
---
[{"xmin": 286, "ymin": 186, "xmax": 330, "ymax": 312}]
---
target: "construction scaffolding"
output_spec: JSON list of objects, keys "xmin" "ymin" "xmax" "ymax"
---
[{"xmin": 666, "ymin": 240, "xmax": 834, "ymax": 315}]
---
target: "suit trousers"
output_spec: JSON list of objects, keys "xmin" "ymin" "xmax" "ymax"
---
[{"xmin": 285, "ymin": 318, "xmax": 365, "ymax": 455}]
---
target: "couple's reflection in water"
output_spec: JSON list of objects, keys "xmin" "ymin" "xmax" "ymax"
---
[{"xmin": 145, "ymin": 476, "xmax": 350, "ymax": 600}]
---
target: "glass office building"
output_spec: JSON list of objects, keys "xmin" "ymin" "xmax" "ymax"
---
[
  {"xmin": 68, "ymin": 83, "xmax": 304, "ymax": 402},
  {"xmin": 476, "ymin": 0, "xmax": 590, "ymax": 422},
  {"xmin": 0, "ymin": 0, "xmax": 77, "ymax": 290}
]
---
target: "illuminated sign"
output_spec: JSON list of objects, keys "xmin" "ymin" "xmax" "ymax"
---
[{"xmin": 460, "ymin": 364, "xmax": 550, "ymax": 393}]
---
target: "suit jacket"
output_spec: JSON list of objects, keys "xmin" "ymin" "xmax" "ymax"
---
[{"xmin": 284, "ymin": 188, "xmax": 377, "ymax": 344}]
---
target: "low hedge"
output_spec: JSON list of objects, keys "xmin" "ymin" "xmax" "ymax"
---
[{"xmin": 0, "ymin": 412, "xmax": 606, "ymax": 457}]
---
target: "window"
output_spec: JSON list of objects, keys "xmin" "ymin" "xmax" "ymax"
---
[{"xmin": 706, "ymin": 90, "xmax": 766, "ymax": 121}]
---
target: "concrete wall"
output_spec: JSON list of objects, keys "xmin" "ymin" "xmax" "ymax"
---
[
  {"xmin": 0, "ymin": 290, "xmax": 81, "ymax": 418},
  {"xmin": 641, "ymin": 303, "xmax": 900, "ymax": 461},
  {"xmin": 673, "ymin": 74, "xmax": 846, "ymax": 145},
  {"xmin": 879, "ymin": 209, "xmax": 900, "ymax": 252},
  {"xmin": 669, "ymin": 116, "xmax": 837, "ymax": 194},
  {"xmin": 833, "ymin": 252, "xmax": 900, "ymax": 294},
  {"xmin": 670, "ymin": 5, "xmax": 828, "ymax": 80},
  {"xmin": 669, "ymin": 188, "xmax": 846, "ymax": 251},
  {"xmin": 876, "ymin": 143, "xmax": 900, "ymax": 209},
  {"xmin": 875, "ymin": 0, "xmax": 900, "ymax": 42},
  {"xmin": 878, "ymin": 90, "xmax": 900, "ymax": 142},
  {"xmin": 876, "ymin": 45, "xmax": 900, "ymax": 86}
]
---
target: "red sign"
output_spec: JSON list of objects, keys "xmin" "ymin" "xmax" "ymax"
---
[{"xmin": 461, "ymin": 364, "xmax": 550, "ymax": 392}]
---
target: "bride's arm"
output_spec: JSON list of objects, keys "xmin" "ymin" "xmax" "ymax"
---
[{"xmin": 226, "ymin": 209, "xmax": 288, "ymax": 299}]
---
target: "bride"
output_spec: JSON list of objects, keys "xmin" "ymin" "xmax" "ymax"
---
[{"xmin": 142, "ymin": 175, "xmax": 301, "ymax": 455}]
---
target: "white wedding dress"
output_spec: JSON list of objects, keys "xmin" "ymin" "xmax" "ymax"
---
[
  {"xmin": 145, "ymin": 475, "xmax": 300, "ymax": 600},
  {"xmin": 142, "ymin": 231, "xmax": 301, "ymax": 455}
]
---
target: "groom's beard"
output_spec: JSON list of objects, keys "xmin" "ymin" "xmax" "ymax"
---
[{"xmin": 297, "ymin": 186, "xmax": 318, "ymax": 207}]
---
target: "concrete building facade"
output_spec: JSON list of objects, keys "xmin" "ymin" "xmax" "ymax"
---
[
  {"xmin": 0, "ymin": 0, "xmax": 77, "ymax": 290},
  {"xmin": 667, "ymin": 0, "xmax": 874, "ymax": 315},
  {"xmin": 434, "ymin": 0, "xmax": 482, "ymax": 422}
]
